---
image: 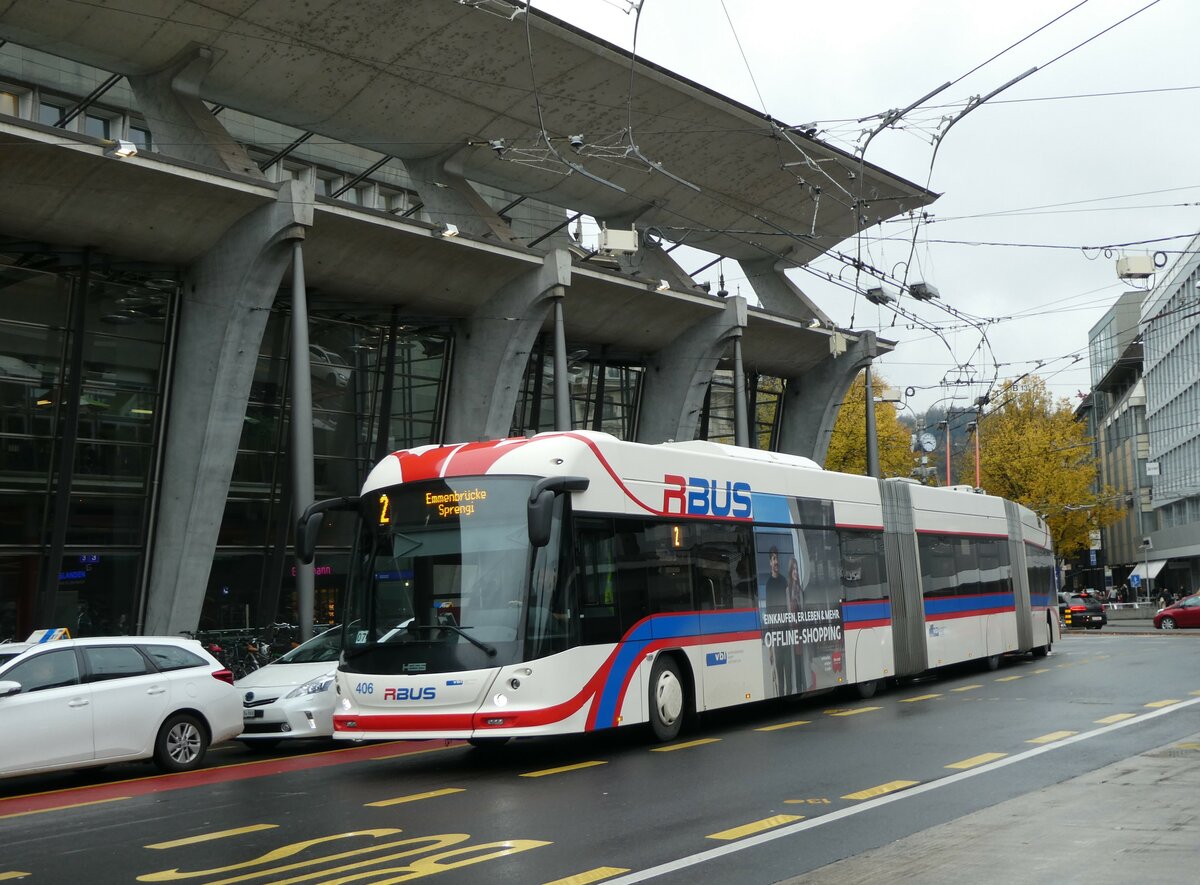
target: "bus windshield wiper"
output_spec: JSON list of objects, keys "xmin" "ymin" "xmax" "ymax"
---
[{"xmin": 407, "ymin": 623, "xmax": 496, "ymax": 656}]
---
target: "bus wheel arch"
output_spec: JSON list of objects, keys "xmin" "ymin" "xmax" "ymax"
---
[
  {"xmin": 648, "ymin": 651, "xmax": 692, "ymax": 742},
  {"xmin": 1032, "ymin": 614, "xmax": 1053, "ymax": 657}
]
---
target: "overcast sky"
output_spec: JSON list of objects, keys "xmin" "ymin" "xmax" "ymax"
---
[{"xmin": 535, "ymin": 0, "xmax": 1200, "ymax": 420}]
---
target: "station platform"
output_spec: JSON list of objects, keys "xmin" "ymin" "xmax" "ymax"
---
[{"xmin": 780, "ymin": 729, "xmax": 1200, "ymax": 884}]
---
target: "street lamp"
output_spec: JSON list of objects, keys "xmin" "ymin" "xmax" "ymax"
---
[
  {"xmin": 966, "ymin": 421, "xmax": 980, "ymax": 488},
  {"xmin": 936, "ymin": 420, "xmax": 951, "ymax": 485}
]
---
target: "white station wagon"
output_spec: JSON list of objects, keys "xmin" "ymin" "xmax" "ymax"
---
[{"xmin": 0, "ymin": 635, "xmax": 241, "ymax": 778}]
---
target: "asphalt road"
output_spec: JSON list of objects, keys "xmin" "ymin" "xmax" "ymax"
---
[{"xmin": 3, "ymin": 631, "xmax": 1199, "ymax": 885}]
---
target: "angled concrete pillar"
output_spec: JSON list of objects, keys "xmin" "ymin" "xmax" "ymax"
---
[
  {"xmin": 738, "ymin": 254, "xmax": 831, "ymax": 324},
  {"xmin": 612, "ymin": 239, "xmax": 697, "ymax": 291},
  {"xmin": 777, "ymin": 331, "xmax": 877, "ymax": 465},
  {"xmin": 636, "ymin": 296, "xmax": 747, "ymax": 444},
  {"xmin": 406, "ymin": 154, "xmax": 517, "ymax": 243},
  {"xmin": 442, "ymin": 249, "xmax": 572, "ymax": 442},
  {"xmin": 127, "ymin": 47, "xmax": 263, "ymax": 178},
  {"xmin": 143, "ymin": 181, "xmax": 313, "ymax": 635}
]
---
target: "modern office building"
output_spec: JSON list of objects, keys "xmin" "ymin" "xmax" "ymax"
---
[
  {"xmin": 1081, "ymin": 291, "xmax": 1148, "ymax": 595},
  {"xmin": 0, "ymin": 1, "xmax": 934, "ymax": 639},
  {"xmin": 1139, "ymin": 233, "xmax": 1200, "ymax": 598},
  {"xmin": 1083, "ymin": 242, "xmax": 1200, "ymax": 601}
]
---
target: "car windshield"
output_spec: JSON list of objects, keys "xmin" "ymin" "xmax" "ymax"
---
[{"xmin": 274, "ymin": 628, "xmax": 341, "ymax": 664}]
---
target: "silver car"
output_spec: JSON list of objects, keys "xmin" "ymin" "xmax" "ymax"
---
[{"xmin": 236, "ymin": 627, "xmax": 341, "ymax": 748}]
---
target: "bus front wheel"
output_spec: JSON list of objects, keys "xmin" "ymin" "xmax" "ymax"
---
[{"xmin": 649, "ymin": 656, "xmax": 686, "ymax": 742}]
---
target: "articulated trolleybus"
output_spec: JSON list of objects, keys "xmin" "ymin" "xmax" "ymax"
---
[{"xmin": 298, "ymin": 431, "xmax": 1058, "ymax": 745}]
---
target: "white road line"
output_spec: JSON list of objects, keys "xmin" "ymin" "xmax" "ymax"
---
[{"xmin": 602, "ymin": 696, "xmax": 1200, "ymax": 885}]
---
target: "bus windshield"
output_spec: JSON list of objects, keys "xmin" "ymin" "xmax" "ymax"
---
[{"xmin": 342, "ymin": 476, "xmax": 544, "ymax": 672}]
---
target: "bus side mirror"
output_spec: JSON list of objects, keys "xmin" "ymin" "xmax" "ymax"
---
[
  {"xmin": 297, "ymin": 512, "xmax": 324, "ymax": 564},
  {"xmin": 528, "ymin": 489, "xmax": 555, "ymax": 548},
  {"xmin": 296, "ymin": 496, "xmax": 361, "ymax": 564},
  {"xmin": 527, "ymin": 476, "xmax": 590, "ymax": 548}
]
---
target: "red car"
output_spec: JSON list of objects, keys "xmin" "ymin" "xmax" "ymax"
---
[{"xmin": 1154, "ymin": 594, "xmax": 1200, "ymax": 629}]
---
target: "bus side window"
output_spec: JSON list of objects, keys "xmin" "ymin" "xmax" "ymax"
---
[{"xmin": 576, "ymin": 519, "xmax": 622, "ymax": 645}]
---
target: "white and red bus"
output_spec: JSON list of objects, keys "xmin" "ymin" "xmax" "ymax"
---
[{"xmin": 297, "ymin": 431, "xmax": 1058, "ymax": 745}]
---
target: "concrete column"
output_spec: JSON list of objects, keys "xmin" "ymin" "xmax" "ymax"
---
[
  {"xmin": 777, "ymin": 331, "xmax": 877, "ymax": 465},
  {"xmin": 405, "ymin": 154, "xmax": 517, "ymax": 243},
  {"xmin": 738, "ymin": 255, "xmax": 831, "ymax": 325},
  {"xmin": 127, "ymin": 47, "xmax": 263, "ymax": 178},
  {"xmin": 442, "ymin": 249, "xmax": 572, "ymax": 442},
  {"xmin": 143, "ymin": 181, "xmax": 314, "ymax": 635},
  {"xmin": 636, "ymin": 296, "xmax": 746, "ymax": 444}
]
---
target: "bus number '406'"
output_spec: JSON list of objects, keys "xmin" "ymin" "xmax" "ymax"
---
[{"xmin": 355, "ymin": 682, "xmax": 374, "ymax": 695}]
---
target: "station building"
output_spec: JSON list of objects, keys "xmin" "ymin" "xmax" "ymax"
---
[{"xmin": 0, "ymin": 1, "xmax": 933, "ymax": 639}]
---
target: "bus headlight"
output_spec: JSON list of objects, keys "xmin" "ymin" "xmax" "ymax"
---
[
  {"xmin": 508, "ymin": 677, "xmax": 521, "ymax": 690},
  {"xmin": 493, "ymin": 693, "xmax": 508, "ymax": 707}
]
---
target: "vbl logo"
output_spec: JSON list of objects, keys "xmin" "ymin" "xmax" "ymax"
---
[
  {"xmin": 383, "ymin": 686, "xmax": 436, "ymax": 701},
  {"xmin": 663, "ymin": 474, "xmax": 752, "ymax": 519}
]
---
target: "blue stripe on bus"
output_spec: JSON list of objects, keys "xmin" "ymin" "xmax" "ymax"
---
[
  {"xmin": 750, "ymin": 492, "xmax": 792, "ymax": 524},
  {"xmin": 842, "ymin": 600, "xmax": 891, "ymax": 624},
  {"xmin": 923, "ymin": 593, "xmax": 1015, "ymax": 617},
  {"xmin": 591, "ymin": 610, "xmax": 761, "ymax": 728}
]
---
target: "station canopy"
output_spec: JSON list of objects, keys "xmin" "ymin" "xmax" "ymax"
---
[{"xmin": 0, "ymin": 0, "xmax": 936, "ymax": 266}]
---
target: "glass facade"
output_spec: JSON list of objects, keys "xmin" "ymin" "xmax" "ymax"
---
[
  {"xmin": 0, "ymin": 248, "xmax": 460, "ymax": 640},
  {"xmin": 0, "ymin": 257, "xmax": 175, "ymax": 640}
]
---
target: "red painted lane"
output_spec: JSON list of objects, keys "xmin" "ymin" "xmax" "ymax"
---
[{"xmin": 0, "ymin": 739, "xmax": 462, "ymax": 819}]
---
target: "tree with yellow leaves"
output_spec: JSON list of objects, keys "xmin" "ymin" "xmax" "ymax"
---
[
  {"xmin": 825, "ymin": 372, "xmax": 916, "ymax": 478},
  {"xmin": 960, "ymin": 376, "xmax": 1122, "ymax": 559}
]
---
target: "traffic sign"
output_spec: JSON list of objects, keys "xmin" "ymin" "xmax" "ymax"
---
[{"xmin": 1130, "ymin": 574, "xmax": 1141, "ymax": 588}]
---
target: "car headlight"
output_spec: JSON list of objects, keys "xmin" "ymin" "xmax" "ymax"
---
[{"xmin": 285, "ymin": 674, "xmax": 335, "ymax": 699}]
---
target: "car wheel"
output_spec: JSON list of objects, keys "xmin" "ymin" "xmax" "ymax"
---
[
  {"xmin": 648, "ymin": 655, "xmax": 687, "ymax": 742},
  {"xmin": 239, "ymin": 739, "xmax": 281, "ymax": 752},
  {"xmin": 1160, "ymin": 616, "xmax": 1176, "ymax": 630},
  {"xmin": 154, "ymin": 713, "xmax": 209, "ymax": 773},
  {"xmin": 1032, "ymin": 643, "xmax": 1050, "ymax": 657}
]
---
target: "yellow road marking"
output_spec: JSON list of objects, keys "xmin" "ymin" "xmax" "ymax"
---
[
  {"xmin": 0, "ymin": 874, "xmax": 31, "ymax": 881},
  {"xmin": 1145, "ymin": 699, "xmax": 1181, "ymax": 709},
  {"xmin": 1027, "ymin": 731, "xmax": 1077, "ymax": 744},
  {"xmin": 1095, "ymin": 713, "xmax": 1135, "ymax": 724},
  {"xmin": 1190, "ymin": 690, "xmax": 1200, "ymax": 697},
  {"xmin": 147, "ymin": 824, "xmax": 279, "ymax": 849},
  {"xmin": 542, "ymin": 867, "xmax": 631, "ymax": 885},
  {"xmin": 1032, "ymin": 668, "xmax": 1050, "ymax": 674},
  {"xmin": 366, "ymin": 788, "xmax": 465, "ymax": 807},
  {"xmin": 946, "ymin": 752, "xmax": 1007, "ymax": 770},
  {"xmin": 842, "ymin": 780, "xmax": 919, "ymax": 800},
  {"xmin": 1176, "ymin": 743, "xmax": 1200, "ymax": 751},
  {"xmin": 521, "ymin": 761, "xmax": 607, "ymax": 778},
  {"xmin": 755, "ymin": 720, "xmax": 811, "ymax": 731},
  {"xmin": 650, "ymin": 738, "xmax": 721, "ymax": 752},
  {"xmin": 951, "ymin": 684, "xmax": 982, "ymax": 692},
  {"xmin": 899, "ymin": 694, "xmax": 940, "ymax": 703},
  {"xmin": 996, "ymin": 675, "xmax": 1025, "ymax": 682},
  {"xmin": 825, "ymin": 706, "xmax": 881, "ymax": 717},
  {"xmin": 706, "ymin": 814, "xmax": 803, "ymax": 841},
  {"xmin": 0, "ymin": 795, "xmax": 130, "ymax": 820}
]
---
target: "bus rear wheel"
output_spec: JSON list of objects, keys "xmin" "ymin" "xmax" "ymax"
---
[{"xmin": 649, "ymin": 656, "xmax": 686, "ymax": 742}]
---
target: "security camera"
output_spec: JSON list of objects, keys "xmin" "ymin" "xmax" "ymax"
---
[
  {"xmin": 489, "ymin": 139, "xmax": 505, "ymax": 157},
  {"xmin": 569, "ymin": 134, "xmax": 584, "ymax": 151}
]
